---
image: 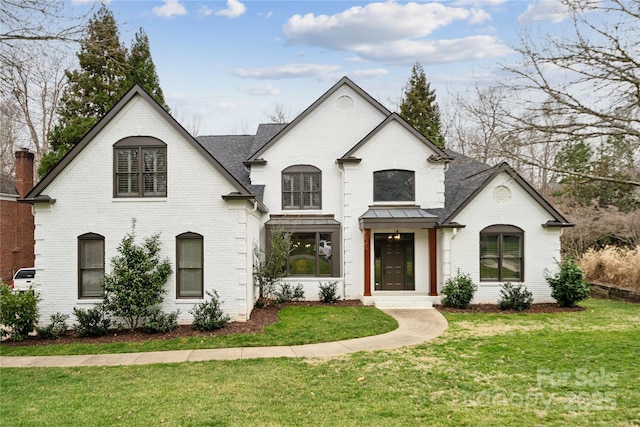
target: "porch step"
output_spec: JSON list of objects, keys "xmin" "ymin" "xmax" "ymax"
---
[{"xmin": 363, "ymin": 294, "xmax": 438, "ymax": 309}]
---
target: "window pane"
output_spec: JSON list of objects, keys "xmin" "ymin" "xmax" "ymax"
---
[
  {"xmin": 82, "ymin": 269, "xmax": 103, "ymax": 297},
  {"xmin": 283, "ymin": 174, "xmax": 299, "ymax": 191},
  {"xmin": 304, "ymin": 174, "xmax": 320, "ymax": 191},
  {"xmin": 288, "ymin": 233, "xmax": 317, "ymax": 275},
  {"xmin": 81, "ymin": 240, "xmax": 104, "ymax": 269},
  {"xmin": 318, "ymin": 233, "xmax": 332, "ymax": 275},
  {"xmin": 503, "ymin": 235, "xmax": 521, "ymax": 257},
  {"xmin": 374, "ymin": 170, "xmax": 414, "ymax": 201},
  {"xmin": 480, "ymin": 258, "xmax": 499, "ymax": 280},
  {"xmin": 116, "ymin": 149, "xmax": 138, "ymax": 173},
  {"xmin": 480, "ymin": 235, "xmax": 499, "ymax": 258},
  {"xmin": 179, "ymin": 239, "xmax": 202, "ymax": 268},
  {"xmin": 502, "ymin": 259, "xmax": 522, "ymax": 281},
  {"xmin": 178, "ymin": 269, "xmax": 202, "ymax": 297}
]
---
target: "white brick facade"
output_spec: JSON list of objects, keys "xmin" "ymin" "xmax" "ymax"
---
[{"xmin": 26, "ymin": 78, "xmax": 570, "ymax": 325}]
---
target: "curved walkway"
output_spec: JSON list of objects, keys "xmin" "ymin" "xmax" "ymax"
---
[{"xmin": 0, "ymin": 309, "xmax": 448, "ymax": 368}]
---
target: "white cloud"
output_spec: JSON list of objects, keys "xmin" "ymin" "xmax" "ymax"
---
[
  {"xmin": 282, "ymin": 1, "xmax": 507, "ymax": 64},
  {"xmin": 216, "ymin": 0, "xmax": 246, "ymax": 19},
  {"xmin": 240, "ymin": 84, "xmax": 280, "ymax": 96},
  {"xmin": 517, "ymin": 0, "xmax": 572, "ymax": 23},
  {"xmin": 232, "ymin": 63, "xmax": 342, "ymax": 80},
  {"xmin": 152, "ymin": 0, "xmax": 187, "ymax": 18},
  {"xmin": 355, "ymin": 35, "xmax": 513, "ymax": 64},
  {"xmin": 198, "ymin": 5, "xmax": 214, "ymax": 17},
  {"xmin": 349, "ymin": 69, "xmax": 389, "ymax": 80},
  {"xmin": 283, "ymin": 2, "xmax": 472, "ymax": 48}
]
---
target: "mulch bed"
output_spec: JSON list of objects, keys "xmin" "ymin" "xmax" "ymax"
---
[
  {"xmin": 0, "ymin": 299, "xmax": 362, "ymax": 348},
  {"xmin": 1, "ymin": 300, "xmax": 585, "ymax": 348}
]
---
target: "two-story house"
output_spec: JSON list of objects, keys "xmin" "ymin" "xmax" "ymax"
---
[{"xmin": 21, "ymin": 77, "xmax": 572, "ymax": 323}]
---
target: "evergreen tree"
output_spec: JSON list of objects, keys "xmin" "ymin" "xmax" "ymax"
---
[
  {"xmin": 127, "ymin": 28, "xmax": 168, "ymax": 110},
  {"xmin": 399, "ymin": 62, "xmax": 445, "ymax": 148},
  {"xmin": 39, "ymin": 7, "xmax": 167, "ymax": 177}
]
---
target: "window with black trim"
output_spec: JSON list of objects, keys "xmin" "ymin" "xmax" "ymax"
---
[
  {"xmin": 374, "ymin": 169, "xmax": 415, "ymax": 202},
  {"xmin": 78, "ymin": 233, "xmax": 104, "ymax": 298},
  {"xmin": 479, "ymin": 225, "xmax": 524, "ymax": 281},
  {"xmin": 114, "ymin": 137, "xmax": 167, "ymax": 197},
  {"xmin": 288, "ymin": 232, "xmax": 334, "ymax": 276},
  {"xmin": 282, "ymin": 165, "xmax": 321, "ymax": 209},
  {"xmin": 176, "ymin": 233, "xmax": 203, "ymax": 298}
]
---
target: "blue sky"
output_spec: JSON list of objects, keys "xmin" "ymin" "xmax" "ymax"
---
[{"xmin": 69, "ymin": 0, "xmax": 580, "ymax": 135}]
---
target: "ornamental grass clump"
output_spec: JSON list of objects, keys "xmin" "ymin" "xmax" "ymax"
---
[
  {"xmin": 441, "ymin": 271, "xmax": 477, "ymax": 309},
  {"xmin": 579, "ymin": 245, "xmax": 640, "ymax": 291}
]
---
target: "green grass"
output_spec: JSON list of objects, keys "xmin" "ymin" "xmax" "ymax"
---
[
  {"xmin": 1, "ymin": 299, "xmax": 639, "ymax": 426},
  {"xmin": 0, "ymin": 305, "xmax": 398, "ymax": 356}
]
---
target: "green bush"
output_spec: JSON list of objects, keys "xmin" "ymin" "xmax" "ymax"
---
[
  {"xmin": 143, "ymin": 306, "xmax": 179, "ymax": 333},
  {"xmin": 73, "ymin": 305, "xmax": 111, "ymax": 337},
  {"xmin": 546, "ymin": 257, "xmax": 590, "ymax": 307},
  {"xmin": 36, "ymin": 313, "xmax": 70, "ymax": 339},
  {"xmin": 498, "ymin": 282, "xmax": 533, "ymax": 311},
  {"xmin": 0, "ymin": 283, "xmax": 40, "ymax": 341},
  {"xmin": 275, "ymin": 283, "xmax": 305, "ymax": 303},
  {"xmin": 441, "ymin": 271, "xmax": 477, "ymax": 309},
  {"xmin": 318, "ymin": 281, "xmax": 340, "ymax": 303},
  {"xmin": 191, "ymin": 290, "xmax": 230, "ymax": 331},
  {"xmin": 102, "ymin": 219, "xmax": 172, "ymax": 331}
]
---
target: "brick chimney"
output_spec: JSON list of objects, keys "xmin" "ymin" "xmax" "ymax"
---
[{"xmin": 14, "ymin": 148, "xmax": 34, "ymax": 198}]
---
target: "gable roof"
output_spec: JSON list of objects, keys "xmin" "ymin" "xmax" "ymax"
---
[
  {"xmin": 442, "ymin": 151, "xmax": 571, "ymax": 227},
  {"xmin": 245, "ymin": 76, "xmax": 390, "ymax": 164},
  {"xmin": 23, "ymin": 85, "xmax": 260, "ymax": 207},
  {"xmin": 339, "ymin": 113, "xmax": 451, "ymax": 162}
]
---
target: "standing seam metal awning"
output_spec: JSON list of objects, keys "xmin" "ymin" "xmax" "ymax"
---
[{"xmin": 358, "ymin": 207, "xmax": 439, "ymax": 230}]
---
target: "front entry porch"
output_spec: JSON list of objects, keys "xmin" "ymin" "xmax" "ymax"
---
[{"xmin": 360, "ymin": 292, "xmax": 440, "ymax": 309}]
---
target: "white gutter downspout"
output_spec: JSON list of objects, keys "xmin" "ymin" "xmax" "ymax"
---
[{"xmin": 336, "ymin": 161, "xmax": 347, "ymax": 299}]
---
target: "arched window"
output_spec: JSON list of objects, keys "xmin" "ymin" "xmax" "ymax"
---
[
  {"xmin": 176, "ymin": 232, "xmax": 204, "ymax": 298},
  {"xmin": 78, "ymin": 233, "xmax": 105, "ymax": 298},
  {"xmin": 282, "ymin": 165, "xmax": 321, "ymax": 209},
  {"xmin": 480, "ymin": 225, "xmax": 524, "ymax": 281},
  {"xmin": 114, "ymin": 136, "xmax": 167, "ymax": 197},
  {"xmin": 373, "ymin": 169, "xmax": 415, "ymax": 202}
]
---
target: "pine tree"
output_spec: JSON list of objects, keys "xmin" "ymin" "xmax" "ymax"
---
[
  {"xmin": 127, "ymin": 28, "xmax": 168, "ymax": 111},
  {"xmin": 39, "ymin": 7, "xmax": 167, "ymax": 177},
  {"xmin": 399, "ymin": 62, "xmax": 445, "ymax": 148}
]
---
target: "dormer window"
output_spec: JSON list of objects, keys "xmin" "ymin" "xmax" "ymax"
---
[
  {"xmin": 374, "ymin": 169, "xmax": 415, "ymax": 202},
  {"xmin": 114, "ymin": 137, "xmax": 167, "ymax": 198},
  {"xmin": 282, "ymin": 165, "xmax": 321, "ymax": 210}
]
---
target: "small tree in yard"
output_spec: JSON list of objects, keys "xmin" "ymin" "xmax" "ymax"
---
[
  {"xmin": 102, "ymin": 220, "xmax": 172, "ymax": 331},
  {"xmin": 253, "ymin": 227, "xmax": 291, "ymax": 306}
]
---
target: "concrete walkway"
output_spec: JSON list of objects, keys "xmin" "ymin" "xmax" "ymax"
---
[{"xmin": 0, "ymin": 309, "xmax": 448, "ymax": 368}]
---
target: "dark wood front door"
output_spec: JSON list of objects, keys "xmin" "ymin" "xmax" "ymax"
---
[{"xmin": 381, "ymin": 239, "xmax": 405, "ymax": 290}]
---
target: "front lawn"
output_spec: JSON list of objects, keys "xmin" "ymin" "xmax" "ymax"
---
[
  {"xmin": 1, "ymin": 299, "xmax": 638, "ymax": 426},
  {"xmin": 0, "ymin": 305, "xmax": 398, "ymax": 356}
]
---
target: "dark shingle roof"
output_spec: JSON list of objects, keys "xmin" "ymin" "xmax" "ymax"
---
[
  {"xmin": 1, "ymin": 174, "xmax": 17, "ymax": 196},
  {"xmin": 442, "ymin": 149, "xmax": 493, "ymax": 222},
  {"xmin": 197, "ymin": 123, "xmax": 287, "ymax": 201}
]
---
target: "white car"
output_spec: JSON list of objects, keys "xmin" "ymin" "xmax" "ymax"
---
[{"xmin": 11, "ymin": 268, "xmax": 35, "ymax": 292}]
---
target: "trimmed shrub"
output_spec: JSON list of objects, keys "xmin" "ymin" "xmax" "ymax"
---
[
  {"xmin": 498, "ymin": 283, "xmax": 533, "ymax": 311},
  {"xmin": 0, "ymin": 283, "xmax": 40, "ymax": 341},
  {"xmin": 275, "ymin": 283, "xmax": 305, "ymax": 303},
  {"xmin": 191, "ymin": 290, "xmax": 230, "ymax": 331},
  {"xmin": 36, "ymin": 313, "xmax": 70, "ymax": 339},
  {"xmin": 318, "ymin": 281, "xmax": 340, "ymax": 303},
  {"xmin": 547, "ymin": 257, "xmax": 590, "ymax": 307},
  {"xmin": 143, "ymin": 307, "xmax": 179, "ymax": 333},
  {"xmin": 73, "ymin": 305, "xmax": 111, "ymax": 337},
  {"xmin": 441, "ymin": 271, "xmax": 477, "ymax": 309}
]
